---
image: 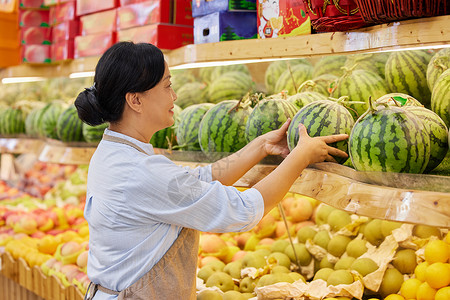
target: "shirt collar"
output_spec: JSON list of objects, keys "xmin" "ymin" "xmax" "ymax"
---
[{"xmin": 104, "ymin": 128, "xmax": 154, "ymax": 155}]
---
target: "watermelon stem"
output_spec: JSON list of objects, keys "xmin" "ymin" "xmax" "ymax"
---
[
  {"xmin": 287, "ymin": 64, "xmax": 298, "ymax": 95},
  {"xmin": 296, "ymin": 80, "xmax": 316, "ymax": 94},
  {"xmin": 333, "ymin": 96, "xmax": 361, "ymax": 119},
  {"xmin": 435, "ymin": 56, "xmax": 449, "ymax": 72}
]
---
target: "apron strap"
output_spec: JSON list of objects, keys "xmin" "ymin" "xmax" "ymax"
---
[{"xmin": 102, "ymin": 134, "xmax": 147, "ymax": 154}]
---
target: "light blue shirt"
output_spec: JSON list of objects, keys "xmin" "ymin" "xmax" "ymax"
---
[{"xmin": 85, "ymin": 129, "xmax": 264, "ymax": 299}]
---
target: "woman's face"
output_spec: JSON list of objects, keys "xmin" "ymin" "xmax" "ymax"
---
[{"xmin": 138, "ymin": 62, "xmax": 177, "ymax": 132}]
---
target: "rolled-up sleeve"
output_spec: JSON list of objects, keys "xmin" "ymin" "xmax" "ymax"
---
[{"xmin": 127, "ymin": 155, "xmax": 264, "ymax": 233}]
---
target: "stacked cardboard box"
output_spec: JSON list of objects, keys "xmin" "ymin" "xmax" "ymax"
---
[{"xmin": 49, "ymin": 0, "xmax": 79, "ymax": 61}]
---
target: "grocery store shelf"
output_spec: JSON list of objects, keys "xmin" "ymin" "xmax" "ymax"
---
[
  {"xmin": 0, "ymin": 138, "xmax": 44, "ymax": 154},
  {"xmin": 0, "ymin": 16, "xmax": 448, "ymax": 79},
  {"xmin": 38, "ymin": 143, "xmax": 96, "ymax": 165}
]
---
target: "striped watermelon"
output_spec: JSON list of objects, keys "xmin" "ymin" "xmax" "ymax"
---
[
  {"xmin": 245, "ymin": 97, "xmax": 297, "ymax": 142},
  {"xmin": 176, "ymin": 82, "xmax": 209, "ymax": 108},
  {"xmin": 56, "ymin": 105, "xmax": 84, "ymax": 142},
  {"xmin": 25, "ymin": 108, "xmax": 42, "ymax": 137},
  {"xmin": 265, "ymin": 59, "xmax": 312, "ymax": 95},
  {"xmin": 403, "ymin": 106, "xmax": 448, "ymax": 172},
  {"xmin": 349, "ymin": 102, "xmax": 430, "ymax": 173},
  {"xmin": 175, "ymin": 103, "xmax": 214, "ymax": 150},
  {"xmin": 287, "ymin": 100, "xmax": 354, "ymax": 163},
  {"xmin": 385, "ymin": 50, "xmax": 433, "ymax": 107},
  {"xmin": 150, "ymin": 104, "xmax": 182, "ymax": 148},
  {"xmin": 375, "ymin": 93, "xmax": 422, "ymax": 107},
  {"xmin": 33, "ymin": 103, "xmax": 53, "ymax": 138},
  {"xmin": 288, "ymin": 87, "xmax": 324, "ymax": 110},
  {"xmin": 41, "ymin": 101, "xmax": 67, "ymax": 139},
  {"xmin": 427, "ymin": 48, "xmax": 450, "ymax": 91},
  {"xmin": 0, "ymin": 107, "xmax": 26, "ymax": 135},
  {"xmin": 331, "ymin": 69, "xmax": 388, "ymax": 120},
  {"xmin": 171, "ymin": 71, "xmax": 196, "ymax": 92},
  {"xmin": 82, "ymin": 123, "xmax": 109, "ymax": 144},
  {"xmin": 199, "ymin": 100, "xmax": 252, "ymax": 153},
  {"xmin": 344, "ymin": 53, "xmax": 389, "ymax": 79},
  {"xmin": 311, "ymin": 74, "xmax": 338, "ymax": 96},
  {"xmin": 210, "ymin": 65, "xmax": 250, "ymax": 82},
  {"xmin": 208, "ymin": 71, "xmax": 254, "ymax": 104},
  {"xmin": 274, "ymin": 63, "xmax": 313, "ymax": 95},
  {"xmin": 198, "ymin": 67, "xmax": 215, "ymax": 84},
  {"xmin": 431, "ymin": 69, "xmax": 450, "ymax": 128},
  {"xmin": 312, "ymin": 55, "xmax": 346, "ymax": 78}
]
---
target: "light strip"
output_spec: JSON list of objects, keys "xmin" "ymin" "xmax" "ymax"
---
[
  {"xmin": 69, "ymin": 71, "xmax": 95, "ymax": 78},
  {"xmin": 2, "ymin": 77, "xmax": 45, "ymax": 84},
  {"xmin": 169, "ymin": 57, "xmax": 300, "ymax": 70}
]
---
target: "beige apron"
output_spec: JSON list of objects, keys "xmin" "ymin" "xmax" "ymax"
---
[{"xmin": 84, "ymin": 134, "xmax": 200, "ymax": 300}]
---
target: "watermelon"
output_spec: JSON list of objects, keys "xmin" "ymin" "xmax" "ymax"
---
[
  {"xmin": 176, "ymin": 82, "xmax": 209, "ymax": 108},
  {"xmin": 245, "ymin": 97, "xmax": 297, "ymax": 142},
  {"xmin": 25, "ymin": 108, "xmax": 42, "ymax": 137},
  {"xmin": 175, "ymin": 103, "xmax": 214, "ymax": 151},
  {"xmin": 210, "ymin": 65, "xmax": 251, "ymax": 82},
  {"xmin": 33, "ymin": 103, "xmax": 53, "ymax": 138},
  {"xmin": 198, "ymin": 67, "xmax": 215, "ymax": 84},
  {"xmin": 344, "ymin": 53, "xmax": 389, "ymax": 79},
  {"xmin": 0, "ymin": 107, "xmax": 26, "ymax": 135},
  {"xmin": 199, "ymin": 100, "xmax": 252, "ymax": 153},
  {"xmin": 311, "ymin": 74, "xmax": 338, "ymax": 96},
  {"xmin": 427, "ymin": 48, "xmax": 450, "ymax": 91},
  {"xmin": 274, "ymin": 63, "xmax": 313, "ymax": 95},
  {"xmin": 56, "ymin": 105, "xmax": 84, "ymax": 142},
  {"xmin": 402, "ymin": 106, "xmax": 448, "ymax": 172},
  {"xmin": 265, "ymin": 59, "xmax": 312, "ymax": 95},
  {"xmin": 385, "ymin": 50, "xmax": 433, "ymax": 107},
  {"xmin": 349, "ymin": 102, "xmax": 430, "ymax": 173},
  {"xmin": 171, "ymin": 71, "xmax": 197, "ymax": 92},
  {"xmin": 431, "ymin": 69, "xmax": 450, "ymax": 128},
  {"xmin": 331, "ymin": 69, "xmax": 388, "ymax": 119},
  {"xmin": 287, "ymin": 100, "xmax": 354, "ymax": 163},
  {"xmin": 288, "ymin": 89, "xmax": 324, "ymax": 110},
  {"xmin": 150, "ymin": 104, "xmax": 182, "ymax": 148},
  {"xmin": 312, "ymin": 55, "xmax": 346, "ymax": 78},
  {"xmin": 82, "ymin": 122, "xmax": 109, "ymax": 144},
  {"xmin": 208, "ymin": 71, "xmax": 254, "ymax": 104},
  {"xmin": 41, "ymin": 101, "xmax": 68, "ymax": 139},
  {"xmin": 375, "ymin": 93, "xmax": 422, "ymax": 107}
]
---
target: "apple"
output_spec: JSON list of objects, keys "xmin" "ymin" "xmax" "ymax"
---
[
  {"xmin": 76, "ymin": 251, "xmax": 88, "ymax": 269},
  {"xmin": 392, "ymin": 249, "xmax": 417, "ymax": 274},
  {"xmin": 235, "ymin": 232, "xmax": 252, "ymax": 249},
  {"xmin": 327, "ymin": 235, "xmax": 351, "ymax": 257},
  {"xmin": 267, "ymin": 252, "xmax": 291, "ymax": 268},
  {"xmin": 257, "ymin": 237, "xmax": 275, "ymax": 248},
  {"xmin": 274, "ymin": 220, "xmax": 295, "ymax": 239},
  {"xmin": 286, "ymin": 196, "xmax": 313, "ymax": 222},
  {"xmin": 60, "ymin": 264, "xmax": 80, "ymax": 282},
  {"xmin": 378, "ymin": 268, "xmax": 404, "ymax": 297},
  {"xmin": 232, "ymin": 250, "xmax": 247, "ymax": 262},
  {"xmin": 13, "ymin": 216, "xmax": 38, "ymax": 235},
  {"xmin": 239, "ymin": 276, "xmax": 258, "ymax": 293},
  {"xmin": 243, "ymin": 235, "xmax": 260, "ymax": 251},
  {"xmin": 200, "ymin": 234, "xmax": 228, "ymax": 258},
  {"xmin": 253, "ymin": 214, "xmax": 277, "ymax": 238},
  {"xmin": 295, "ymin": 221, "xmax": 315, "ymax": 232},
  {"xmin": 61, "ymin": 241, "xmax": 83, "ymax": 256},
  {"xmin": 205, "ymin": 271, "xmax": 235, "ymax": 292},
  {"xmin": 313, "ymin": 267, "xmax": 334, "ymax": 281},
  {"xmin": 327, "ymin": 210, "xmax": 351, "ymax": 231},
  {"xmin": 346, "ymin": 238, "xmax": 368, "ymax": 258},
  {"xmin": 327, "ymin": 269, "xmax": 354, "ymax": 286},
  {"xmin": 350, "ymin": 257, "xmax": 378, "ymax": 276},
  {"xmin": 200, "ymin": 256, "xmax": 221, "ymax": 268}
]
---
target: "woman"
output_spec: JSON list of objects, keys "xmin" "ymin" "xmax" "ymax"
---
[{"xmin": 75, "ymin": 42, "xmax": 348, "ymax": 300}]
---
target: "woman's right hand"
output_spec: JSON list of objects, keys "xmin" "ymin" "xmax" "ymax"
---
[{"xmin": 293, "ymin": 124, "xmax": 349, "ymax": 165}]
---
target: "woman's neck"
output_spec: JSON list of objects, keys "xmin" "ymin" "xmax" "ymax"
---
[{"xmin": 108, "ymin": 122, "xmax": 151, "ymax": 143}]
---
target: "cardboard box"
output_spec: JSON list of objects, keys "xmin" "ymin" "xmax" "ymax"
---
[
  {"xmin": 257, "ymin": 0, "xmax": 310, "ymax": 39},
  {"xmin": 80, "ymin": 9, "xmax": 116, "ymax": 35},
  {"xmin": 194, "ymin": 11, "xmax": 256, "ymax": 44},
  {"xmin": 117, "ymin": 1, "xmax": 170, "ymax": 30},
  {"xmin": 173, "ymin": 0, "xmax": 193, "ymax": 26},
  {"xmin": 22, "ymin": 44, "xmax": 51, "ymax": 63},
  {"xmin": 50, "ymin": 1, "xmax": 76, "ymax": 25},
  {"xmin": 77, "ymin": 0, "xmax": 119, "ymax": 16},
  {"xmin": 19, "ymin": 9, "xmax": 50, "ymax": 27},
  {"xmin": 20, "ymin": 0, "xmax": 48, "ymax": 9},
  {"xmin": 192, "ymin": 0, "xmax": 256, "ymax": 17},
  {"xmin": 0, "ymin": 11, "xmax": 21, "ymax": 67},
  {"xmin": 21, "ymin": 26, "xmax": 52, "ymax": 44},
  {"xmin": 53, "ymin": 20, "xmax": 78, "ymax": 42},
  {"xmin": 74, "ymin": 32, "xmax": 116, "ymax": 58},
  {"xmin": 117, "ymin": 23, "xmax": 193, "ymax": 50},
  {"xmin": 51, "ymin": 39, "xmax": 74, "ymax": 60}
]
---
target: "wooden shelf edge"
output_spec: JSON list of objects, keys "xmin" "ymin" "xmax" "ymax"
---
[
  {"xmin": 176, "ymin": 161, "xmax": 450, "ymax": 228},
  {"xmin": 0, "ymin": 16, "xmax": 449, "ymax": 79}
]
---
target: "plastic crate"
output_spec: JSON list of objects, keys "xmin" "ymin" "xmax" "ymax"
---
[{"xmin": 354, "ymin": 0, "xmax": 448, "ymax": 24}]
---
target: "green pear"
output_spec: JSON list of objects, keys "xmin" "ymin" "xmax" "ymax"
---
[
  {"xmin": 346, "ymin": 239, "xmax": 368, "ymax": 258},
  {"xmin": 223, "ymin": 290, "xmax": 246, "ymax": 300},
  {"xmin": 378, "ymin": 268, "xmax": 404, "ymax": 297},
  {"xmin": 315, "ymin": 205, "xmax": 336, "ymax": 225},
  {"xmin": 242, "ymin": 252, "xmax": 266, "ymax": 269},
  {"xmin": 239, "ymin": 277, "xmax": 258, "ymax": 293},
  {"xmin": 334, "ymin": 256, "xmax": 355, "ymax": 270},
  {"xmin": 254, "ymin": 248, "xmax": 271, "ymax": 258},
  {"xmin": 350, "ymin": 257, "xmax": 378, "ymax": 276},
  {"xmin": 288, "ymin": 272, "xmax": 305, "ymax": 282},
  {"xmin": 412, "ymin": 224, "xmax": 442, "ymax": 239},
  {"xmin": 327, "ymin": 235, "xmax": 351, "ymax": 257},
  {"xmin": 197, "ymin": 289, "xmax": 222, "ymax": 300},
  {"xmin": 296, "ymin": 226, "xmax": 317, "ymax": 243},
  {"xmin": 284, "ymin": 243, "xmax": 312, "ymax": 266},
  {"xmin": 256, "ymin": 273, "xmax": 294, "ymax": 287},
  {"xmin": 270, "ymin": 239, "xmax": 290, "ymax": 253},
  {"xmin": 364, "ymin": 219, "xmax": 384, "ymax": 246},
  {"xmin": 242, "ymin": 292, "xmax": 255, "ymax": 299},
  {"xmin": 198, "ymin": 265, "xmax": 216, "ymax": 282},
  {"xmin": 319, "ymin": 256, "xmax": 335, "ymax": 269},
  {"xmin": 327, "ymin": 210, "xmax": 351, "ymax": 231},
  {"xmin": 271, "ymin": 265, "xmax": 290, "ymax": 274},
  {"xmin": 380, "ymin": 220, "xmax": 402, "ymax": 237},
  {"xmin": 313, "ymin": 230, "xmax": 331, "ymax": 249},
  {"xmin": 223, "ymin": 261, "xmax": 243, "ymax": 279},
  {"xmin": 327, "ymin": 269, "xmax": 354, "ymax": 286},
  {"xmin": 313, "ymin": 267, "xmax": 334, "ymax": 281},
  {"xmin": 204, "ymin": 260, "xmax": 226, "ymax": 271},
  {"xmin": 205, "ymin": 271, "xmax": 236, "ymax": 292},
  {"xmin": 267, "ymin": 252, "xmax": 291, "ymax": 268},
  {"xmin": 392, "ymin": 249, "xmax": 417, "ymax": 274}
]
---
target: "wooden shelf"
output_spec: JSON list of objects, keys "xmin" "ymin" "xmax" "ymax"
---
[{"xmin": 0, "ymin": 16, "xmax": 448, "ymax": 79}]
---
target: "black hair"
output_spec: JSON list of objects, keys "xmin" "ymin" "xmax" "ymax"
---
[{"xmin": 75, "ymin": 42, "xmax": 165, "ymax": 126}]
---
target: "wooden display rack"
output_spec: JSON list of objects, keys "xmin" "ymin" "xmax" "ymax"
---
[{"xmin": 0, "ymin": 252, "xmax": 83, "ymax": 300}]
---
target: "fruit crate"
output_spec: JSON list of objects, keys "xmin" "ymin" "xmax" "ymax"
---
[
  {"xmin": 0, "ymin": 252, "xmax": 84, "ymax": 300},
  {"xmin": 354, "ymin": 0, "xmax": 448, "ymax": 24}
]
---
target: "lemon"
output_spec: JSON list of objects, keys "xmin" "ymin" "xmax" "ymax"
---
[
  {"xmin": 425, "ymin": 262, "xmax": 450, "ymax": 289},
  {"xmin": 400, "ymin": 278, "xmax": 422, "ymax": 299},
  {"xmin": 416, "ymin": 282, "xmax": 437, "ymax": 300},
  {"xmin": 445, "ymin": 232, "xmax": 450, "ymax": 244},
  {"xmin": 424, "ymin": 240, "xmax": 449, "ymax": 264},
  {"xmin": 435, "ymin": 286, "xmax": 450, "ymax": 300},
  {"xmin": 414, "ymin": 261, "xmax": 429, "ymax": 281},
  {"xmin": 384, "ymin": 295, "xmax": 405, "ymax": 300}
]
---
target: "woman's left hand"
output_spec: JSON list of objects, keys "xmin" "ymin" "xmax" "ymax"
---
[{"xmin": 261, "ymin": 119, "xmax": 291, "ymax": 158}]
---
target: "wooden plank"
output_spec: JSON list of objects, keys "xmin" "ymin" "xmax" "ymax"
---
[
  {"xmin": 0, "ymin": 138, "xmax": 44, "ymax": 154},
  {"xmin": 38, "ymin": 143, "xmax": 96, "ymax": 165}
]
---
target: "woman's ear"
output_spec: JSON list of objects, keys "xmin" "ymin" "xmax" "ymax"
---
[{"xmin": 125, "ymin": 92, "xmax": 142, "ymax": 113}]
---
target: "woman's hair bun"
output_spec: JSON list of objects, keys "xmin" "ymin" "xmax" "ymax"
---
[{"xmin": 74, "ymin": 84, "xmax": 105, "ymax": 126}]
